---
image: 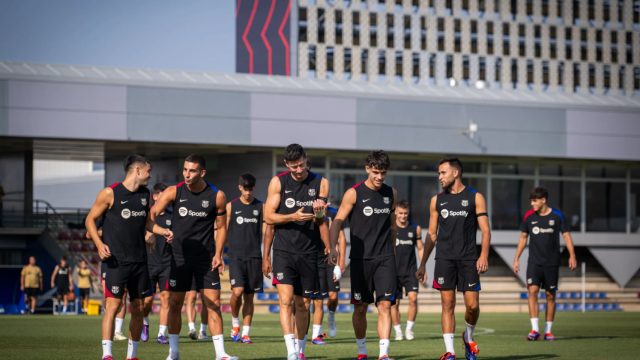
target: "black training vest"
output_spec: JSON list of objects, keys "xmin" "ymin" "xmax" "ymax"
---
[
  {"xmin": 348, "ymin": 181, "xmax": 394, "ymax": 260},
  {"xmin": 435, "ymin": 186, "xmax": 479, "ymax": 260},
  {"xmin": 227, "ymin": 197, "xmax": 263, "ymax": 259},
  {"xmin": 148, "ymin": 210, "xmax": 173, "ymax": 267},
  {"xmin": 57, "ymin": 265, "xmax": 70, "ymax": 287},
  {"xmin": 395, "ymin": 222, "xmax": 419, "ymax": 275}
]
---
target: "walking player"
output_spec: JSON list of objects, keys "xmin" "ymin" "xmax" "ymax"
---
[
  {"xmin": 390, "ymin": 200, "xmax": 423, "ymax": 341},
  {"xmin": 513, "ymin": 186, "xmax": 577, "ymax": 341},
  {"xmin": 328, "ymin": 150, "xmax": 397, "ymax": 360},
  {"xmin": 227, "ymin": 173, "xmax": 265, "ymax": 344},
  {"xmin": 51, "ymin": 256, "xmax": 74, "ymax": 314},
  {"xmin": 416, "ymin": 157, "xmax": 491, "ymax": 360}
]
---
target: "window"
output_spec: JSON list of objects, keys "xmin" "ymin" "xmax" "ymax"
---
[
  {"xmin": 586, "ymin": 166, "xmax": 627, "ymax": 178},
  {"xmin": 588, "ymin": 0, "xmax": 595, "ymax": 26},
  {"xmin": 493, "ymin": 163, "xmax": 535, "ymax": 175},
  {"xmin": 455, "ymin": 19, "xmax": 462, "ymax": 52},
  {"xmin": 479, "ymin": 57, "xmax": 487, "ymax": 80},
  {"xmin": 619, "ymin": 65, "xmax": 625, "ymax": 95},
  {"xmin": 446, "ymin": 54, "xmax": 454, "ymax": 79},
  {"xmin": 336, "ymin": 10, "xmax": 343, "ymax": 45},
  {"xmin": 611, "ymin": 30, "xmax": 618, "ymax": 63},
  {"xmin": 329, "ymin": 173, "xmax": 368, "ymax": 206},
  {"xmin": 604, "ymin": 0, "xmax": 611, "ymax": 27},
  {"xmin": 519, "ymin": 24, "xmax": 526, "ymax": 56},
  {"xmin": 462, "ymin": 0, "xmax": 470, "ymax": 17},
  {"xmin": 573, "ymin": 63, "xmax": 580, "ymax": 93},
  {"xmin": 588, "ymin": 64, "xmax": 596, "ymax": 94},
  {"xmin": 573, "ymin": 0, "xmax": 580, "ymax": 25},
  {"xmin": 511, "ymin": 0, "xmax": 518, "ymax": 20},
  {"xmin": 395, "ymin": 51, "xmax": 403, "ymax": 83},
  {"xmin": 438, "ymin": 18, "xmax": 445, "ymax": 51},
  {"xmin": 557, "ymin": 0, "xmax": 563, "ymax": 23},
  {"xmin": 550, "ymin": 26, "xmax": 557, "ymax": 59},
  {"xmin": 386, "ymin": 176, "xmax": 440, "ymax": 226},
  {"xmin": 539, "ymin": 180, "xmax": 582, "ymax": 231},
  {"xmin": 542, "ymin": 0, "xmax": 549, "ymax": 22},
  {"xmin": 420, "ymin": 16, "xmax": 427, "ymax": 50},
  {"xmin": 369, "ymin": 13, "xmax": 377, "ymax": 47},
  {"xmin": 558, "ymin": 61, "xmax": 565, "ymax": 92},
  {"xmin": 344, "ymin": 48, "xmax": 352, "ymax": 80},
  {"xmin": 479, "ymin": 0, "xmax": 486, "ymax": 18},
  {"xmin": 429, "ymin": 53, "xmax": 436, "ymax": 84},
  {"xmin": 580, "ymin": 29, "xmax": 588, "ymax": 61},
  {"xmin": 534, "ymin": 25, "xmax": 541, "ymax": 57},
  {"xmin": 527, "ymin": 59, "xmax": 534, "ymax": 89},
  {"xmin": 626, "ymin": 32, "xmax": 633, "ymax": 64},
  {"xmin": 412, "ymin": 53, "xmax": 420, "ymax": 84},
  {"xmin": 318, "ymin": 8, "xmax": 325, "ymax": 43},
  {"xmin": 632, "ymin": 183, "xmax": 640, "ymax": 233},
  {"xmin": 526, "ymin": 0, "xmax": 534, "ymax": 21},
  {"xmin": 596, "ymin": 30, "xmax": 602, "ymax": 62},
  {"xmin": 539, "ymin": 164, "xmax": 581, "ymax": 176},
  {"xmin": 492, "ymin": 179, "xmax": 535, "ymax": 230},
  {"xmin": 503, "ymin": 23, "xmax": 511, "ymax": 56},
  {"xmin": 378, "ymin": 50, "xmax": 386, "ymax": 82},
  {"xmin": 361, "ymin": 49, "xmax": 368, "ymax": 80},
  {"xmin": 586, "ymin": 182, "xmax": 626, "ymax": 232},
  {"xmin": 299, "ymin": 8, "xmax": 308, "ymax": 42},
  {"xmin": 353, "ymin": 11, "xmax": 360, "ymax": 46},
  {"xmin": 405, "ymin": 15, "xmax": 412, "ymax": 50},
  {"xmin": 463, "ymin": 56, "xmax": 470, "ymax": 85},
  {"xmin": 511, "ymin": 59, "xmax": 518, "ymax": 89},
  {"xmin": 387, "ymin": 14, "xmax": 394, "ymax": 48},
  {"xmin": 604, "ymin": 64, "xmax": 611, "ymax": 94},
  {"xmin": 471, "ymin": 20, "xmax": 478, "ymax": 53},
  {"xmin": 543, "ymin": 61, "xmax": 550, "ymax": 90},
  {"xmin": 495, "ymin": 57, "xmax": 502, "ymax": 88},
  {"xmin": 327, "ymin": 46, "xmax": 335, "ymax": 79},
  {"xmin": 308, "ymin": 45, "xmax": 317, "ymax": 78},
  {"xmin": 487, "ymin": 22, "xmax": 494, "ymax": 54},
  {"xmin": 565, "ymin": 27, "xmax": 573, "ymax": 60},
  {"xmin": 635, "ymin": 67, "xmax": 640, "ymax": 96},
  {"xmin": 446, "ymin": 0, "xmax": 453, "ymax": 15}
]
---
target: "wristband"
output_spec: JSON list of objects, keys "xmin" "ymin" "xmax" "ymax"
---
[{"xmin": 318, "ymin": 196, "xmax": 328, "ymax": 203}]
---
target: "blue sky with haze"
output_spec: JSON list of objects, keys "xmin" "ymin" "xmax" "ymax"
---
[{"xmin": 0, "ymin": 0, "xmax": 235, "ymax": 73}]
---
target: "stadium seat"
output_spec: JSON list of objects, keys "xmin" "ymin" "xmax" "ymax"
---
[
  {"xmin": 72, "ymin": 232, "xmax": 84, "ymax": 241},
  {"xmin": 269, "ymin": 305, "xmax": 280, "ymax": 313},
  {"xmin": 257, "ymin": 293, "xmax": 269, "ymax": 301},
  {"xmin": 58, "ymin": 232, "xmax": 71, "ymax": 241},
  {"xmin": 337, "ymin": 304, "xmax": 351, "ymax": 313},
  {"xmin": 571, "ymin": 303, "xmax": 582, "ymax": 311},
  {"xmin": 602, "ymin": 303, "xmax": 612, "ymax": 311},
  {"xmin": 3, "ymin": 304, "xmax": 19, "ymax": 315},
  {"xmin": 612, "ymin": 303, "xmax": 622, "ymax": 311},
  {"xmin": 538, "ymin": 292, "xmax": 546, "ymax": 299},
  {"xmin": 570, "ymin": 292, "xmax": 581, "ymax": 299},
  {"xmin": 223, "ymin": 258, "xmax": 229, "ymax": 265},
  {"xmin": 585, "ymin": 303, "xmax": 594, "ymax": 311},
  {"xmin": 538, "ymin": 303, "xmax": 546, "ymax": 311},
  {"xmin": 520, "ymin": 293, "xmax": 528, "ymax": 299},
  {"xmin": 592, "ymin": 303, "xmax": 602, "ymax": 311},
  {"xmin": 558, "ymin": 292, "xmax": 569, "ymax": 299},
  {"xmin": 598, "ymin": 292, "xmax": 607, "ymax": 299},
  {"xmin": 268, "ymin": 293, "xmax": 279, "ymax": 301},
  {"xmin": 588, "ymin": 292, "xmax": 598, "ymax": 299},
  {"xmin": 0, "ymin": 304, "xmax": 4, "ymax": 314},
  {"xmin": 338, "ymin": 293, "xmax": 351, "ymax": 300}
]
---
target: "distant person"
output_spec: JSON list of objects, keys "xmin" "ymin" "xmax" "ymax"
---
[
  {"xmin": 51, "ymin": 256, "xmax": 74, "ymax": 314},
  {"xmin": 77, "ymin": 259, "xmax": 94, "ymax": 314},
  {"xmin": 21, "ymin": 256, "xmax": 43, "ymax": 314},
  {"xmin": 0, "ymin": 180, "xmax": 4, "ymax": 227}
]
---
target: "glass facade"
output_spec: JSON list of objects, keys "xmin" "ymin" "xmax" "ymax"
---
[{"xmin": 276, "ymin": 153, "xmax": 640, "ymax": 235}]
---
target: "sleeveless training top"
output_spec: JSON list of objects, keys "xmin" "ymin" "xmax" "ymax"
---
[
  {"xmin": 273, "ymin": 171, "xmax": 322, "ymax": 255},
  {"xmin": 435, "ymin": 186, "xmax": 479, "ymax": 260},
  {"xmin": 227, "ymin": 197, "xmax": 263, "ymax": 259},
  {"xmin": 147, "ymin": 210, "xmax": 173, "ymax": 267},
  {"xmin": 395, "ymin": 222, "xmax": 419, "ymax": 275},
  {"xmin": 348, "ymin": 182, "xmax": 395, "ymax": 260}
]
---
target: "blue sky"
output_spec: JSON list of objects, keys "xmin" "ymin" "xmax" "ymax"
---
[{"xmin": 0, "ymin": 0, "xmax": 235, "ymax": 73}]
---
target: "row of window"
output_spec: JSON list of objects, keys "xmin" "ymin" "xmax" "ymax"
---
[
  {"xmin": 309, "ymin": 0, "xmax": 640, "ymax": 29},
  {"xmin": 300, "ymin": 8, "xmax": 638, "ymax": 65}
]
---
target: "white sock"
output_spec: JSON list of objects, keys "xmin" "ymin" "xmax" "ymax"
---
[
  {"xmin": 297, "ymin": 335, "xmax": 307, "ymax": 354},
  {"xmin": 356, "ymin": 337, "xmax": 367, "ymax": 355},
  {"xmin": 232, "ymin": 317, "xmax": 240, "ymax": 328},
  {"xmin": 127, "ymin": 339, "xmax": 139, "ymax": 359},
  {"xmin": 188, "ymin": 322, "xmax": 196, "ymax": 331},
  {"xmin": 443, "ymin": 333, "xmax": 455, "ymax": 355},
  {"xmin": 465, "ymin": 322, "xmax": 476, "ymax": 342},
  {"xmin": 62, "ymin": 306, "xmax": 67, "ymax": 314},
  {"xmin": 284, "ymin": 334, "xmax": 296, "ymax": 355},
  {"xmin": 545, "ymin": 321, "xmax": 553, "ymax": 334},
  {"xmin": 115, "ymin": 318, "xmax": 124, "ymax": 333},
  {"xmin": 531, "ymin": 318, "xmax": 539, "ymax": 332},
  {"xmin": 406, "ymin": 321, "xmax": 415, "ymax": 331},
  {"xmin": 242, "ymin": 326, "xmax": 250, "ymax": 337},
  {"xmin": 394, "ymin": 324, "xmax": 402, "ymax": 334},
  {"xmin": 212, "ymin": 335, "xmax": 228, "ymax": 358},
  {"xmin": 159, "ymin": 325, "xmax": 167, "ymax": 337},
  {"xmin": 312, "ymin": 324, "xmax": 322, "ymax": 339},
  {"xmin": 379, "ymin": 339, "xmax": 390, "ymax": 357},
  {"xmin": 102, "ymin": 340, "xmax": 113, "ymax": 357},
  {"xmin": 200, "ymin": 323, "xmax": 208, "ymax": 333},
  {"xmin": 143, "ymin": 316, "xmax": 149, "ymax": 326},
  {"xmin": 169, "ymin": 334, "xmax": 180, "ymax": 358}
]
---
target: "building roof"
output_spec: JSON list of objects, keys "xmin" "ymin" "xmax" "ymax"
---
[{"xmin": 1, "ymin": 61, "xmax": 640, "ymax": 111}]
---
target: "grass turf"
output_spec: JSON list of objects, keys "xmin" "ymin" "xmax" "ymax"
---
[{"xmin": 0, "ymin": 312, "xmax": 638, "ymax": 359}]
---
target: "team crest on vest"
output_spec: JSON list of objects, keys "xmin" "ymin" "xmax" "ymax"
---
[
  {"xmin": 461, "ymin": 200, "xmax": 468, "ymax": 207},
  {"xmin": 438, "ymin": 277, "xmax": 444, "ymax": 285},
  {"xmin": 383, "ymin": 197, "xmax": 390, "ymax": 204},
  {"xmin": 253, "ymin": 210, "xmax": 259, "ymax": 216},
  {"xmin": 166, "ymin": 220, "xmax": 171, "ymax": 226},
  {"xmin": 202, "ymin": 200, "xmax": 209, "ymax": 208},
  {"xmin": 170, "ymin": 279, "xmax": 177, "ymax": 287},
  {"xmin": 308, "ymin": 189, "xmax": 316, "ymax": 196},
  {"xmin": 111, "ymin": 286, "xmax": 120, "ymax": 294},
  {"xmin": 353, "ymin": 293, "xmax": 361, "ymax": 301},
  {"xmin": 141, "ymin": 197, "xmax": 147, "ymax": 206},
  {"xmin": 276, "ymin": 273, "xmax": 284, "ymax": 280},
  {"xmin": 549, "ymin": 220, "xmax": 555, "ymax": 226},
  {"xmin": 408, "ymin": 232, "xmax": 414, "ymax": 238}
]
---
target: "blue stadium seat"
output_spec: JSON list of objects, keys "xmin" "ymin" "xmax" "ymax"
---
[
  {"xmin": 538, "ymin": 303, "xmax": 546, "ymax": 311},
  {"xmin": 591, "ymin": 303, "xmax": 602, "ymax": 311},
  {"xmin": 538, "ymin": 292, "xmax": 546, "ymax": 299},
  {"xmin": 338, "ymin": 293, "xmax": 351, "ymax": 300},
  {"xmin": 269, "ymin": 305, "xmax": 280, "ymax": 313},
  {"xmin": 224, "ymin": 258, "xmax": 229, "ymax": 265},
  {"xmin": 0, "ymin": 304, "xmax": 4, "ymax": 314},
  {"xmin": 570, "ymin": 292, "xmax": 581, "ymax": 299},
  {"xmin": 571, "ymin": 303, "xmax": 582, "ymax": 311},
  {"xmin": 558, "ymin": 292, "xmax": 569, "ymax": 299},
  {"xmin": 520, "ymin": 293, "xmax": 528, "ymax": 299},
  {"xmin": 598, "ymin": 292, "xmax": 607, "ymax": 299},
  {"xmin": 588, "ymin": 292, "xmax": 598, "ymax": 299},
  {"xmin": 612, "ymin": 303, "xmax": 622, "ymax": 311},
  {"xmin": 556, "ymin": 303, "xmax": 569, "ymax": 311},
  {"xmin": 3, "ymin": 304, "xmax": 19, "ymax": 315},
  {"xmin": 337, "ymin": 304, "xmax": 351, "ymax": 313},
  {"xmin": 257, "ymin": 293, "xmax": 269, "ymax": 301},
  {"xmin": 602, "ymin": 303, "xmax": 612, "ymax": 311},
  {"xmin": 585, "ymin": 303, "xmax": 594, "ymax": 311},
  {"xmin": 268, "ymin": 293, "xmax": 279, "ymax": 301}
]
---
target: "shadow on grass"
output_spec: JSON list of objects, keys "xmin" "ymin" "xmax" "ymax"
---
[
  {"xmin": 482, "ymin": 355, "xmax": 559, "ymax": 360},
  {"xmin": 554, "ymin": 335, "xmax": 620, "ymax": 340}
]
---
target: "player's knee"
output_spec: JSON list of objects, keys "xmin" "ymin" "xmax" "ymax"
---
[
  {"xmin": 353, "ymin": 304, "xmax": 368, "ymax": 314},
  {"xmin": 409, "ymin": 297, "xmax": 418, "ymax": 307},
  {"xmin": 279, "ymin": 295, "xmax": 294, "ymax": 307},
  {"xmin": 295, "ymin": 299, "xmax": 310, "ymax": 312},
  {"xmin": 442, "ymin": 300, "xmax": 455, "ymax": 312},
  {"xmin": 232, "ymin": 288, "xmax": 244, "ymax": 298},
  {"xmin": 329, "ymin": 292, "xmax": 338, "ymax": 301},
  {"xmin": 545, "ymin": 291, "xmax": 556, "ymax": 301},
  {"xmin": 465, "ymin": 302, "xmax": 479, "ymax": 313},
  {"xmin": 243, "ymin": 293, "xmax": 254, "ymax": 302}
]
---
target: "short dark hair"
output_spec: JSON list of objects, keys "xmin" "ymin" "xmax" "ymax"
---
[
  {"xmin": 529, "ymin": 186, "xmax": 549, "ymax": 200},
  {"xmin": 124, "ymin": 155, "xmax": 150, "ymax": 173},
  {"xmin": 79, "ymin": 259, "xmax": 86, "ymax": 264},
  {"xmin": 439, "ymin": 157, "xmax": 464, "ymax": 177},
  {"xmin": 185, "ymin": 153, "xmax": 206, "ymax": 170},
  {"xmin": 60, "ymin": 256, "xmax": 67, "ymax": 261},
  {"xmin": 306, "ymin": 158, "xmax": 312, "ymax": 170},
  {"xmin": 152, "ymin": 183, "xmax": 168, "ymax": 195},
  {"xmin": 239, "ymin": 173, "xmax": 256, "ymax": 188},
  {"xmin": 284, "ymin": 144, "xmax": 307, "ymax": 162},
  {"xmin": 366, "ymin": 150, "xmax": 391, "ymax": 170},
  {"xmin": 397, "ymin": 200, "xmax": 410, "ymax": 209}
]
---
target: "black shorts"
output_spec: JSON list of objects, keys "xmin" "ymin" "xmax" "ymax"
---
[
  {"xmin": 190, "ymin": 276, "xmax": 199, "ymax": 292},
  {"xmin": 317, "ymin": 256, "xmax": 340, "ymax": 298},
  {"xmin": 103, "ymin": 260, "xmax": 151, "ymax": 300},
  {"xmin": 350, "ymin": 256, "xmax": 397, "ymax": 306},
  {"xmin": 170, "ymin": 256, "xmax": 221, "ymax": 292},
  {"xmin": 396, "ymin": 274, "xmax": 419, "ymax": 299},
  {"xmin": 433, "ymin": 259, "xmax": 481, "ymax": 292},
  {"xmin": 101, "ymin": 262, "xmax": 107, "ymax": 282},
  {"xmin": 229, "ymin": 257, "xmax": 263, "ymax": 294},
  {"xmin": 148, "ymin": 265, "xmax": 171, "ymax": 295},
  {"xmin": 24, "ymin": 287, "xmax": 39, "ymax": 297},
  {"xmin": 272, "ymin": 250, "xmax": 318, "ymax": 298},
  {"xmin": 79, "ymin": 288, "xmax": 91, "ymax": 297},
  {"xmin": 56, "ymin": 286, "xmax": 70, "ymax": 296},
  {"xmin": 527, "ymin": 263, "xmax": 559, "ymax": 291}
]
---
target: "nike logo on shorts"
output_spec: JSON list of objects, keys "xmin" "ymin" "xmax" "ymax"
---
[
  {"xmin": 469, "ymin": 283, "xmax": 477, "ymax": 287},
  {"xmin": 413, "ymin": 287, "xmax": 418, "ymax": 290},
  {"xmin": 305, "ymin": 290, "xmax": 312, "ymax": 294},
  {"xmin": 212, "ymin": 282, "xmax": 219, "ymax": 286},
  {"xmin": 363, "ymin": 199, "xmax": 370, "ymax": 202},
  {"xmin": 180, "ymin": 199, "xmax": 188, "ymax": 202},
  {"xmin": 385, "ymin": 293, "xmax": 393, "ymax": 296},
  {"xmin": 121, "ymin": 201, "xmax": 128, "ymax": 204}
]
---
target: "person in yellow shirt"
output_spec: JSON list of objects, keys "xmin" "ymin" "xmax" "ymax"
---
[
  {"xmin": 21, "ymin": 256, "xmax": 43, "ymax": 314},
  {"xmin": 77, "ymin": 259, "xmax": 95, "ymax": 314}
]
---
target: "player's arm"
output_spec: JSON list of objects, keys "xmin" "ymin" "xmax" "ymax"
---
[
  {"xmin": 338, "ymin": 227, "xmax": 347, "ymax": 274},
  {"xmin": 513, "ymin": 232, "xmax": 529, "ymax": 275},
  {"xmin": 226, "ymin": 202, "xmax": 231, "ymax": 229},
  {"xmin": 264, "ymin": 176, "xmax": 314, "ymax": 225},
  {"xmin": 262, "ymin": 224, "xmax": 275, "ymax": 278},
  {"xmin": 315, "ymin": 177, "xmax": 331, "ymax": 249},
  {"xmin": 261, "ymin": 203, "xmax": 267, "ymax": 240},
  {"xmin": 85, "ymin": 187, "xmax": 114, "ymax": 259},
  {"xmin": 39, "ymin": 270, "xmax": 43, "ymax": 291},
  {"xmin": 328, "ymin": 188, "xmax": 356, "ymax": 266},
  {"xmin": 213, "ymin": 190, "xmax": 228, "ymax": 273},
  {"xmin": 416, "ymin": 225, "xmax": 424, "ymax": 266},
  {"xmin": 50, "ymin": 265, "xmax": 58, "ymax": 288},
  {"xmin": 416, "ymin": 196, "xmax": 438, "ymax": 283},
  {"xmin": 476, "ymin": 192, "xmax": 491, "ymax": 274},
  {"xmin": 147, "ymin": 186, "xmax": 175, "ymax": 243},
  {"xmin": 390, "ymin": 188, "xmax": 398, "ymax": 256},
  {"xmin": 68, "ymin": 268, "xmax": 74, "ymax": 290},
  {"xmin": 20, "ymin": 268, "xmax": 25, "ymax": 291},
  {"xmin": 562, "ymin": 227, "xmax": 577, "ymax": 271}
]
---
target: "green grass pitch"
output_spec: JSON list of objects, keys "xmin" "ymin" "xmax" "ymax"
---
[{"xmin": 1, "ymin": 312, "xmax": 638, "ymax": 359}]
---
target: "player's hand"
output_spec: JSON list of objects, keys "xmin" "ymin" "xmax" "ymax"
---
[
  {"xmin": 568, "ymin": 256, "xmax": 577, "ymax": 271},
  {"xmin": 163, "ymin": 229, "xmax": 173, "ymax": 244},
  {"xmin": 69, "ymin": 286, "xmax": 74, "ymax": 293},
  {"xmin": 212, "ymin": 256, "xmax": 224, "ymax": 274},
  {"xmin": 513, "ymin": 261, "xmax": 520, "ymax": 275},
  {"xmin": 327, "ymin": 249, "xmax": 339, "ymax": 266},
  {"xmin": 313, "ymin": 199, "xmax": 326, "ymax": 214},
  {"xmin": 293, "ymin": 208, "xmax": 315, "ymax": 222},
  {"xmin": 262, "ymin": 256, "xmax": 272, "ymax": 278},
  {"xmin": 40, "ymin": 285, "xmax": 43, "ymax": 291},
  {"xmin": 340, "ymin": 262, "xmax": 346, "ymax": 274},
  {"xmin": 416, "ymin": 265, "xmax": 427, "ymax": 284},
  {"xmin": 97, "ymin": 243, "xmax": 111, "ymax": 259},
  {"xmin": 146, "ymin": 236, "xmax": 156, "ymax": 253},
  {"xmin": 477, "ymin": 256, "xmax": 489, "ymax": 274},
  {"xmin": 20, "ymin": 284, "xmax": 24, "ymax": 291},
  {"xmin": 51, "ymin": 281, "xmax": 55, "ymax": 288}
]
